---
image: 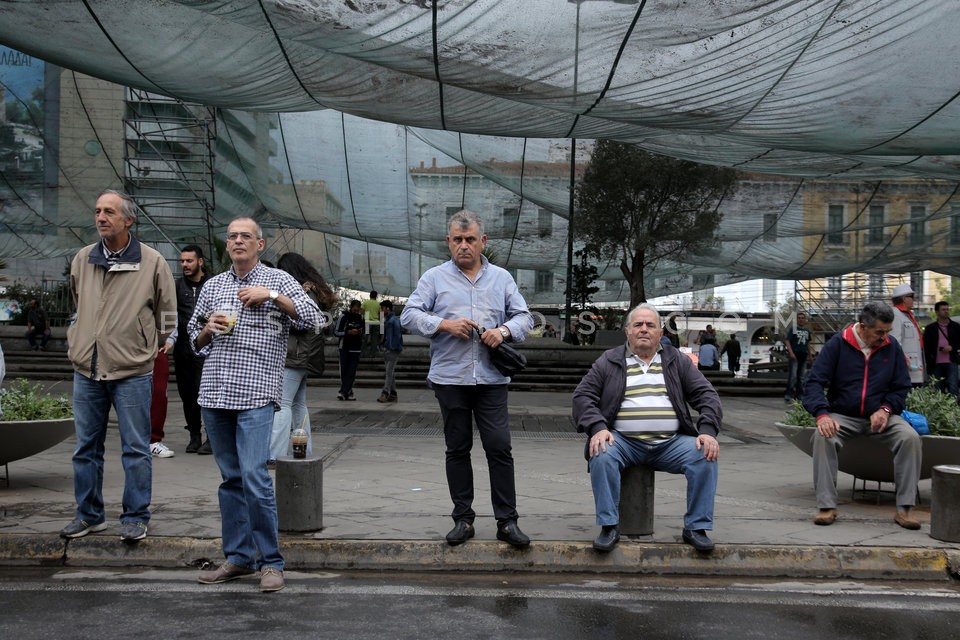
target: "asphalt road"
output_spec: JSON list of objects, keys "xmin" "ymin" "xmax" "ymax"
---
[{"xmin": 1, "ymin": 569, "xmax": 959, "ymax": 639}]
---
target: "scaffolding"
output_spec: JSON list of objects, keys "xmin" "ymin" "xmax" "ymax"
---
[
  {"xmin": 793, "ymin": 273, "xmax": 918, "ymax": 337},
  {"xmin": 122, "ymin": 89, "xmax": 217, "ymax": 249}
]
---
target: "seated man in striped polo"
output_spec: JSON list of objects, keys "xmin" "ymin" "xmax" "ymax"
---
[{"xmin": 573, "ymin": 303, "xmax": 722, "ymax": 553}]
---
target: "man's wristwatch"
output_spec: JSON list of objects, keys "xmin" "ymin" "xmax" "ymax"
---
[
  {"xmin": 880, "ymin": 407, "xmax": 891, "ymax": 414},
  {"xmin": 268, "ymin": 290, "xmax": 279, "ymax": 301},
  {"xmin": 499, "ymin": 327, "xmax": 509, "ymax": 340}
]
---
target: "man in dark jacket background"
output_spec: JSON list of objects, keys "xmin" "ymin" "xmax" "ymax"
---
[
  {"xmin": 922, "ymin": 300, "xmax": 960, "ymax": 398},
  {"xmin": 802, "ymin": 301, "xmax": 921, "ymax": 530},
  {"xmin": 174, "ymin": 245, "xmax": 212, "ymax": 454},
  {"xmin": 573, "ymin": 303, "xmax": 722, "ymax": 554}
]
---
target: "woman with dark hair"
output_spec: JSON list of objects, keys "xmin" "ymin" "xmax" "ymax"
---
[{"xmin": 268, "ymin": 253, "xmax": 337, "ymax": 463}]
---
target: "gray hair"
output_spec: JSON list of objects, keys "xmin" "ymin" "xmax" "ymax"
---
[
  {"xmin": 627, "ymin": 302, "xmax": 661, "ymax": 325},
  {"xmin": 230, "ymin": 216, "xmax": 263, "ymax": 239},
  {"xmin": 447, "ymin": 209, "xmax": 484, "ymax": 237},
  {"xmin": 860, "ymin": 301, "xmax": 895, "ymax": 326},
  {"xmin": 99, "ymin": 189, "xmax": 139, "ymax": 223}
]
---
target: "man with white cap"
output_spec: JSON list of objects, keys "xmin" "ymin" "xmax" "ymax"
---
[{"xmin": 890, "ymin": 282, "xmax": 925, "ymax": 386}]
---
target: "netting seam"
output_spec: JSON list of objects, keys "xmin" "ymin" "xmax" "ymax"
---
[
  {"xmin": 256, "ymin": 0, "xmax": 327, "ymax": 108},
  {"xmin": 724, "ymin": 179, "xmax": 804, "ymax": 271},
  {"xmin": 339, "ymin": 112, "xmax": 369, "ymax": 288},
  {"xmin": 432, "ymin": 2, "xmax": 446, "ymax": 130},
  {"xmin": 79, "ymin": 0, "xmax": 167, "ymax": 95},
  {"xmin": 723, "ymin": 0, "xmax": 845, "ymax": 131},
  {"xmin": 576, "ymin": 0, "xmax": 647, "ymax": 122},
  {"xmin": 855, "ymin": 94, "xmax": 960, "ymax": 154},
  {"xmin": 276, "ymin": 115, "xmax": 312, "ymax": 231},
  {"xmin": 501, "ymin": 138, "xmax": 526, "ymax": 265},
  {"xmin": 217, "ymin": 112, "xmax": 265, "ymax": 229}
]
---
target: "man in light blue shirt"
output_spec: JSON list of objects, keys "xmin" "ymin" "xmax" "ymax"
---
[{"xmin": 401, "ymin": 210, "xmax": 534, "ymax": 548}]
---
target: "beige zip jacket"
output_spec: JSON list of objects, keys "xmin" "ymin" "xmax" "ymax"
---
[{"xmin": 67, "ymin": 237, "xmax": 176, "ymax": 380}]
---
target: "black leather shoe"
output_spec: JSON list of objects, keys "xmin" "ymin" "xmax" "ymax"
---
[
  {"xmin": 445, "ymin": 520, "xmax": 475, "ymax": 546},
  {"xmin": 682, "ymin": 528, "xmax": 715, "ymax": 553},
  {"xmin": 592, "ymin": 525, "xmax": 620, "ymax": 552},
  {"xmin": 197, "ymin": 439, "xmax": 213, "ymax": 455},
  {"xmin": 185, "ymin": 434, "xmax": 202, "ymax": 453},
  {"xmin": 496, "ymin": 521, "xmax": 531, "ymax": 548}
]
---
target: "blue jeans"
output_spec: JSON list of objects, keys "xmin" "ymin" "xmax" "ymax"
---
[
  {"xmin": 382, "ymin": 350, "xmax": 399, "ymax": 396},
  {"xmin": 588, "ymin": 433, "xmax": 718, "ymax": 531},
  {"xmin": 270, "ymin": 367, "xmax": 312, "ymax": 460},
  {"xmin": 202, "ymin": 405, "xmax": 284, "ymax": 571},
  {"xmin": 785, "ymin": 354, "xmax": 808, "ymax": 400},
  {"xmin": 71, "ymin": 372, "xmax": 153, "ymax": 525}
]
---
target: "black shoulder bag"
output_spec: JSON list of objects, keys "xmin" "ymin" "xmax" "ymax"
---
[{"xmin": 477, "ymin": 327, "xmax": 527, "ymax": 378}]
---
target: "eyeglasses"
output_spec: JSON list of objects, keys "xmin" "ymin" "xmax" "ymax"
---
[{"xmin": 226, "ymin": 232, "xmax": 258, "ymax": 242}]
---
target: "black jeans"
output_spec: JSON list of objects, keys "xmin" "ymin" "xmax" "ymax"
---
[
  {"xmin": 338, "ymin": 349, "xmax": 361, "ymax": 396},
  {"xmin": 173, "ymin": 345, "xmax": 205, "ymax": 435},
  {"xmin": 433, "ymin": 384, "xmax": 518, "ymax": 527}
]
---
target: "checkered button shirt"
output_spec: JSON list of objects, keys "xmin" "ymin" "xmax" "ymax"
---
[{"xmin": 189, "ymin": 262, "xmax": 321, "ymax": 410}]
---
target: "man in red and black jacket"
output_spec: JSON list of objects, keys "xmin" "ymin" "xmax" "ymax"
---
[{"xmin": 801, "ymin": 301, "xmax": 921, "ymax": 530}]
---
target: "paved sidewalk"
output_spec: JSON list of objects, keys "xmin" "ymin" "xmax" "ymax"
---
[{"xmin": 1, "ymin": 387, "xmax": 958, "ymax": 581}]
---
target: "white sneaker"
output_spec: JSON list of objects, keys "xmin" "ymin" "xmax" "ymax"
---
[{"xmin": 150, "ymin": 442, "xmax": 175, "ymax": 458}]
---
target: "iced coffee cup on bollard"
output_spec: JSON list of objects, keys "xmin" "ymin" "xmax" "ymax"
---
[{"xmin": 291, "ymin": 428, "xmax": 308, "ymax": 459}]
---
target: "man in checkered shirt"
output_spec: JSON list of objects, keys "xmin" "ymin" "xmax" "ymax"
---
[{"xmin": 189, "ymin": 217, "xmax": 321, "ymax": 593}]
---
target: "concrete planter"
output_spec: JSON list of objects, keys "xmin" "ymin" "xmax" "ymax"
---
[
  {"xmin": 0, "ymin": 417, "xmax": 75, "ymax": 466},
  {"xmin": 775, "ymin": 422, "xmax": 960, "ymax": 482}
]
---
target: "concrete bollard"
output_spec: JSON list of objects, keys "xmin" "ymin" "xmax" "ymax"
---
[
  {"xmin": 619, "ymin": 465, "xmax": 655, "ymax": 536},
  {"xmin": 930, "ymin": 465, "xmax": 960, "ymax": 543},
  {"xmin": 275, "ymin": 456, "xmax": 323, "ymax": 532}
]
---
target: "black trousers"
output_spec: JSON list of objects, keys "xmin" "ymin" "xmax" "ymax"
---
[
  {"xmin": 173, "ymin": 345, "xmax": 205, "ymax": 435},
  {"xmin": 433, "ymin": 384, "xmax": 519, "ymax": 527}
]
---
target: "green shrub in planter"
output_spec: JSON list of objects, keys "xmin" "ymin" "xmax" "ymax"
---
[
  {"xmin": 783, "ymin": 400, "xmax": 816, "ymax": 428},
  {"xmin": 906, "ymin": 380, "xmax": 960, "ymax": 437},
  {"xmin": 0, "ymin": 379, "xmax": 73, "ymax": 421}
]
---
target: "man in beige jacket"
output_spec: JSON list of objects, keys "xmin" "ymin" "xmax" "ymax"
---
[{"xmin": 61, "ymin": 189, "xmax": 176, "ymax": 543}]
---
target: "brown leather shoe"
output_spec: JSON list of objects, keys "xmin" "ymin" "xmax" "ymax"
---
[
  {"xmin": 814, "ymin": 508, "xmax": 837, "ymax": 526},
  {"xmin": 198, "ymin": 562, "xmax": 255, "ymax": 584},
  {"xmin": 894, "ymin": 510, "xmax": 921, "ymax": 530},
  {"xmin": 260, "ymin": 567, "xmax": 285, "ymax": 592}
]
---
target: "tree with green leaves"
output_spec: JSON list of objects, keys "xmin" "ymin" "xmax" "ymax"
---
[
  {"xmin": 565, "ymin": 249, "xmax": 600, "ymax": 311},
  {"xmin": 574, "ymin": 141, "xmax": 738, "ymax": 307},
  {"xmin": 936, "ymin": 278, "xmax": 960, "ymax": 316}
]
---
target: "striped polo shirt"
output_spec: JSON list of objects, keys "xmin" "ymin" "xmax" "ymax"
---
[{"xmin": 613, "ymin": 347, "xmax": 680, "ymax": 442}]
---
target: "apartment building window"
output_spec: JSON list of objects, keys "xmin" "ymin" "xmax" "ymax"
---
[
  {"xmin": 910, "ymin": 205, "xmax": 926, "ymax": 246},
  {"xmin": 826, "ymin": 276, "xmax": 843, "ymax": 303},
  {"xmin": 868, "ymin": 274, "xmax": 885, "ymax": 298},
  {"xmin": 762, "ymin": 213, "xmax": 778, "ymax": 242},
  {"xmin": 951, "ymin": 215, "xmax": 960, "ymax": 245},
  {"xmin": 910, "ymin": 273, "xmax": 923, "ymax": 302},
  {"xmin": 503, "ymin": 207, "xmax": 520, "ymax": 235},
  {"xmin": 867, "ymin": 205, "xmax": 884, "ymax": 245},
  {"xmin": 538, "ymin": 209, "xmax": 553, "ymax": 237},
  {"xmin": 827, "ymin": 205, "xmax": 844, "ymax": 245},
  {"xmin": 535, "ymin": 270, "xmax": 554, "ymax": 293}
]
